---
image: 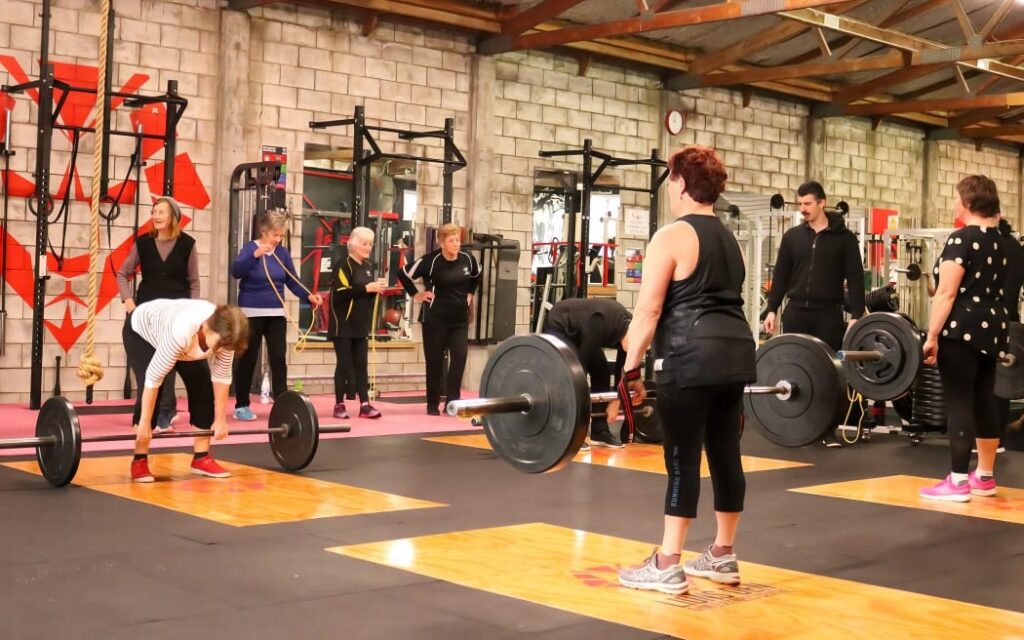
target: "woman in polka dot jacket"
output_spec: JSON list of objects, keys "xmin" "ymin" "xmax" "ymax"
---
[{"xmin": 920, "ymin": 175, "xmax": 1008, "ymax": 502}]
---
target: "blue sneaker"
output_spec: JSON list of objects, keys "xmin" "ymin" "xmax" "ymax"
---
[{"xmin": 233, "ymin": 406, "xmax": 257, "ymax": 421}]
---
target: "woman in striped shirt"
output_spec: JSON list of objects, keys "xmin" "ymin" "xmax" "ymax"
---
[{"xmin": 123, "ymin": 299, "xmax": 250, "ymax": 483}]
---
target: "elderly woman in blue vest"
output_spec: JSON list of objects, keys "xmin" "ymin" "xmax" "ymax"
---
[
  {"xmin": 231, "ymin": 209, "xmax": 322, "ymax": 420},
  {"xmin": 117, "ymin": 197, "xmax": 199, "ymax": 433}
]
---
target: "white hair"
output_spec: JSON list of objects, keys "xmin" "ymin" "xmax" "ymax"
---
[{"xmin": 347, "ymin": 226, "xmax": 375, "ymax": 251}]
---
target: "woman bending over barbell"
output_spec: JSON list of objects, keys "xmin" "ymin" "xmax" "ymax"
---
[
  {"xmin": 124, "ymin": 299, "xmax": 250, "ymax": 483},
  {"xmin": 616, "ymin": 146, "xmax": 756, "ymax": 594}
]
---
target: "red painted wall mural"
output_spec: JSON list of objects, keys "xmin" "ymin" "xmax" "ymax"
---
[{"xmin": 0, "ymin": 55, "xmax": 211, "ymax": 353}]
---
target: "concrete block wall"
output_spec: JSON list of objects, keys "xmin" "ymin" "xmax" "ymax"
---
[
  {"xmin": 822, "ymin": 118, "xmax": 926, "ymax": 226},
  {"xmin": 928, "ymin": 140, "xmax": 1021, "ymax": 229},
  {"xmin": 2, "ymin": 1, "xmax": 1024, "ymax": 403}
]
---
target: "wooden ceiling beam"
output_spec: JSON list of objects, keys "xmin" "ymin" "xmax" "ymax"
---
[{"xmin": 478, "ymin": 0, "xmax": 850, "ymax": 55}]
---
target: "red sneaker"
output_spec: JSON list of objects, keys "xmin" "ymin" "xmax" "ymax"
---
[
  {"xmin": 190, "ymin": 456, "xmax": 231, "ymax": 478},
  {"xmin": 131, "ymin": 458, "xmax": 155, "ymax": 483}
]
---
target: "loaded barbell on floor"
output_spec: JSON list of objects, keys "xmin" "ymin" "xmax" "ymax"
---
[
  {"xmin": 769, "ymin": 193, "xmax": 850, "ymax": 216},
  {"xmin": 445, "ymin": 333, "xmax": 845, "ymax": 472},
  {"xmin": 0, "ymin": 390, "xmax": 350, "ymax": 487},
  {"xmin": 839, "ymin": 312, "xmax": 1023, "ymax": 400}
]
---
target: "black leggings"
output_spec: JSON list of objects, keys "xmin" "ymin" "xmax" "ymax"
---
[
  {"xmin": 123, "ymin": 322, "xmax": 214, "ymax": 429},
  {"xmin": 333, "ymin": 337, "xmax": 369, "ymax": 404},
  {"xmin": 782, "ymin": 306, "xmax": 845, "ymax": 352},
  {"xmin": 937, "ymin": 338, "xmax": 1001, "ymax": 473},
  {"xmin": 657, "ymin": 382, "xmax": 746, "ymax": 518},
  {"xmin": 233, "ymin": 316, "xmax": 288, "ymax": 408},
  {"xmin": 422, "ymin": 320, "xmax": 468, "ymax": 405}
]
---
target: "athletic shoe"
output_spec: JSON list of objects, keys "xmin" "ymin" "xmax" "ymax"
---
[
  {"xmin": 969, "ymin": 471, "xmax": 997, "ymax": 497},
  {"xmin": 589, "ymin": 431, "xmax": 624, "ymax": 449},
  {"xmin": 427, "ymin": 404, "xmax": 441, "ymax": 416},
  {"xmin": 233, "ymin": 406, "xmax": 257, "ymax": 421},
  {"xmin": 190, "ymin": 456, "xmax": 231, "ymax": 478},
  {"xmin": 618, "ymin": 548, "xmax": 689, "ymax": 595},
  {"xmin": 153, "ymin": 425, "xmax": 175, "ymax": 434},
  {"xmin": 683, "ymin": 546, "xmax": 741, "ymax": 585},
  {"xmin": 333, "ymin": 403, "xmax": 349, "ymax": 420},
  {"xmin": 359, "ymin": 403, "xmax": 382, "ymax": 419},
  {"xmin": 919, "ymin": 474, "xmax": 971, "ymax": 502},
  {"xmin": 131, "ymin": 458, "xmax": 155, "ymax": 483}
]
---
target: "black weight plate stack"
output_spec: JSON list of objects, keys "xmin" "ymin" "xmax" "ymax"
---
[{"xmin": 911, "ymin": 363, "xmax": 946, "ymax": 432}]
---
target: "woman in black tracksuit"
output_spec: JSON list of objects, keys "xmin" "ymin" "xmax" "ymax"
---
[
  {"xmin": 329, "ymin": 226, "xmax": 384, "ymax": 420},
  {"xmin": 397, "ymin": 223, "xmax": 481, "ymax": 416}
]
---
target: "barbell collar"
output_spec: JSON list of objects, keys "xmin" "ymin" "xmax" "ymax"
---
[
  {"xmin": 836, "ymin": 350, "xmax": 883, "ymax": 363},
  {"xmin": 746, "ymin": 380, "xmax": 793, "ymax": 401}
]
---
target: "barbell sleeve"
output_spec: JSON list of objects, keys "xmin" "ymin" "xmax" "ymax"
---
[
  {"xmin": 0, "ymin": 436, "xmax": 57, "ymax": 449},
  {"xmin": 836, "ymin": 350, "xmax": 883, "ymax": 363}
]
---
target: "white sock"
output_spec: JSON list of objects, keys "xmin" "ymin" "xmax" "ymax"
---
[
  {"xmin": 975, "ymin": 468, "xmax": 993, "ymax": 478},
  {"xmin": 950, "ymin": 472, "xmax": 969, "ymax": 485}
]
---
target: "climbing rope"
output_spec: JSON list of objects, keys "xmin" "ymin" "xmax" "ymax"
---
[{"xmin": 76, "ymin": 0, "xmax": 110, "ymax": 388}]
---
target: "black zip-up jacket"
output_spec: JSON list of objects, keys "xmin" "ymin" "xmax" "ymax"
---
[{"xmin": 766, "ymin": 214, "xmax": 865, "ymax": 317}]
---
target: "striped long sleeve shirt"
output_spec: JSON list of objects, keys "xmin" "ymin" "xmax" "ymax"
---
[{"xmin": 130, "ymin": 299, "xmax": 234, "ymax": 389}]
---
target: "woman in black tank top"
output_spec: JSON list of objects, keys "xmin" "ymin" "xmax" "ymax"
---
[{"xmin": 616, "ymin": 146, "xmax": 755, "ymax": 595}]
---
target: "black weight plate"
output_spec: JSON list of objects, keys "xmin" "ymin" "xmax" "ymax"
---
[
  {"xmin": 745, "ymin": 334, "xmax": 844, "ymax": 448},
  {"xmin": 995, "ymin": 322, "xmax": 1024, "ymax": 399},
  {"xmin": 268, "ymin": 390, "xmax": 319, "ymax": 471},
  {"xmin": 842, "ymin": 313, "xmax": 922, "ymax": 401},
  {"xmin": 36, "ymin": 396, "xmax": 82, "ymax": 487},
  {"xmin": 481, "ymin": 334, "xmax": 589, "ymax": 473},
  {"xmin": 620, "ymin": 398, "xmax": 663, "ymax": 444}
]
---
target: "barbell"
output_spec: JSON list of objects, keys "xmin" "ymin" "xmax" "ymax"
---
[
  {"xmin": 769, "ymin": 193, "xmax": 850, "ymax": 216},
  {"xmin": 445, "ymin": 333, "xmax": 844, "ymax": 472},
  {"xmin": 0, "ymin": 390, "xmax": 350, "ymax": 487},
  {"xmin": 839, "ymin": 312, "xmax": 1022, "ymax": 400},
  {"xmin": 446, "ymin": 314, "xmax": 1024, "ymax": 470}
]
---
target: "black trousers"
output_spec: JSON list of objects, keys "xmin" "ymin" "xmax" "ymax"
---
[
  {"xmin": 333, "ymin": 337, "xmax": 369, "ymax": 404},
  {"xmin": 781, "ymin": 306, "xmax": 845, "ymax": 352},
  {"xmin": 123, "ymin": 321, "xmax": 214, "ymax": 429},
  {"xmin": 234, "ymin": 316, "xmax": 288, "ymax": 408},
  {"xmin": 422, "ymin": 320, "xmax": 468, "ymax": 406},
  {"xmin": 937, "ymin": 338, "xmax": 1001, "ymax": 473},
  {"xmin": 656, "ymin": 382, "xmax": 746, "ymax": 518},
  {"xmin": 544, "ymin": 329, "xmax": 614, "ymax": 437}
]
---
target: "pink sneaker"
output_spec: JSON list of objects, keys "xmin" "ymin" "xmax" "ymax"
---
[
  {"xmin": 969, "ymin": 471, "xmax": 997, "ymax": 497},
  {"xmin": 919, "ymin": 474, "xmax": 971, "ymax": 502}
]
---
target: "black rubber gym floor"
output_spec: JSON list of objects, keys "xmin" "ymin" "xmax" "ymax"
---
[{"xmin": 1, "ymin": 427, "xmax": 1022, "ymax": 639}]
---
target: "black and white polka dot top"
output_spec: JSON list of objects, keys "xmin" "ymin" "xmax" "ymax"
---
[{"xmin": 935, "ymin": 225, "xmax": 1010, "ymax": 357}]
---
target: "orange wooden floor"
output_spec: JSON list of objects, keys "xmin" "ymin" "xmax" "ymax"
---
[
  {"xmin": 4, "ymin": 454, "xmax": 445, "ymax": 526},
  {"xmin": 791, "ymin": 474, "xmax": 1024, "ymax": 525},
  {"xmin": 329, "ymin": 522, "xmax": 1024, "ymax": 640},
  {"xmin": 424, "ymin": 434, "xmax": 812, "ymax": 476}
]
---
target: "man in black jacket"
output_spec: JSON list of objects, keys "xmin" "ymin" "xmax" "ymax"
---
[
  {"xmin": 543, "ymin": 298, "xmax": 631, "ymax": 448},
  {"xmin": 763, "ymin": 181, "xmax": 865, "ymax": 446}
]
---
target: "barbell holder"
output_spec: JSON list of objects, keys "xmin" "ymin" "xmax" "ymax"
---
[{"xmin": 447, "ymin": 382, "xmax": 795, "ymax": 419}]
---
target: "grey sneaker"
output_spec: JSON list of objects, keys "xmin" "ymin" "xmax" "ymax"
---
[
  {"xmin": 618, "ymin": 548, "xmax": 689, "ymax": 595},
  {"xmin": 683, "ymin": 546, "xmax": 740, "ymax": 585}
]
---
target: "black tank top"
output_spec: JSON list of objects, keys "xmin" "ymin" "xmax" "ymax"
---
[
  {"xmin": 654, "ymin": 214, "xmax": 756, "ymax": 388},
  {"xmin": 135, "ymin": 233, "xmax": 195, "ymax": 303}
]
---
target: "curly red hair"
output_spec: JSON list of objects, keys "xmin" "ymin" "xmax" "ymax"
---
[{"xmin": 668, "ymin": 146, "xmax": 728, "ymax": 205}]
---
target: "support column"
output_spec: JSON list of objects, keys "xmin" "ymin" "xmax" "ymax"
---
[
  {"xmin": 806, "ymin": 114, "xmax": 826, "ymax": 182},
  {"xmin": 210, "ymin": 10, "xmax": 251, "ymax": 303},
  {"xmin": 921, "ymin": 139, "xmax": 939, "ymax": 229},
  {"xmin": 463, "ymin": 54, "xmax": 496, "ymax": 391}
]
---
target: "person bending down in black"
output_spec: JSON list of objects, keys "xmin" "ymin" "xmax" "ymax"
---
[{"xmin": 543, "ymin": 297, "xmax": 631, "ymax": 448}]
